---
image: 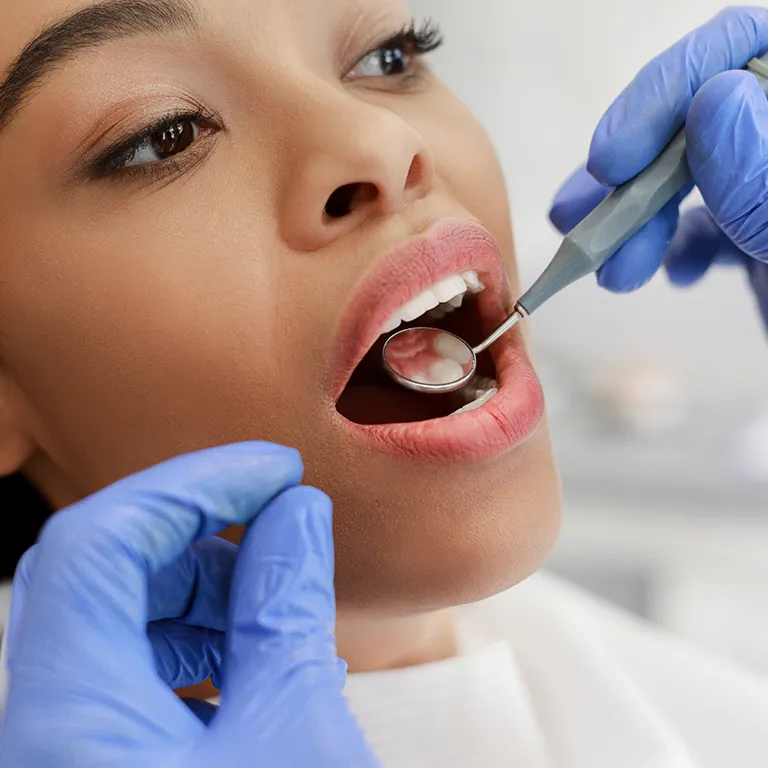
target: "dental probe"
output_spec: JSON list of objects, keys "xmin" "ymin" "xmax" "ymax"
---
[{"xmin": 383, "ymin": 54, "xmax": 768, "ymax": 395}]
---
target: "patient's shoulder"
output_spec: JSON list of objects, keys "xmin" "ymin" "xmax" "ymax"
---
[
  {"xmin": 462, "ymin": 570, "xmax": 661, "ymax": 641},
  {"xmin": 466, "ymin": 570, "xmax": 766, "ymax": 685},
  {"xmin": 462, "ymin": 571, "xmax": 768, "ymax": 762}
]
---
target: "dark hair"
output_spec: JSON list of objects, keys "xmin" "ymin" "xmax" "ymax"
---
[{"xmin": 0, "ymin": 473, "xmax": 52, "ymax": 579}]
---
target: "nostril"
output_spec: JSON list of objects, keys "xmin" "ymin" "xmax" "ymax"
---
[
  {"xmin": 324, "ymin": 182, "xmax": 378, "ymax": 219},
  {"xmin": 404, "ymin": 156, "xmax": 423, "ymax": 191},
  {"xmin": 324, "ymin": 185, "xmax": 356, "ymax": 219}
]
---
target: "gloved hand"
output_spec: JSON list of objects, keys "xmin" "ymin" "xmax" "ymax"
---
[
  {"xmin": 0, "ymin": 443, "xmax": 380, "ymax": 768},
  {"xmin": 549, "ymin": 6, "xmax": 768, "ymax": 329}
]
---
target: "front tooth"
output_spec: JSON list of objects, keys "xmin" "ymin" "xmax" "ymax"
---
[
  {"xmin": 400, "ymin": 289, "xmax": 440, "ymax": 322},
  {"xmin": 462, "ymin": 271, "xmax": 485, "ymax": 294},
  {"xmin": 449, "ymin": 294, "xmax": 464, "ymax": 308},
  {"xmin": 433, "ymin": 275, "xmax": 467, "ymax": 303},
  {"xmin": 381, "ymin": 314, "xmax": 403, "ymax": 334}
]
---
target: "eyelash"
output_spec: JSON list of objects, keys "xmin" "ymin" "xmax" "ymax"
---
[
  {"xmin": 90, "ymin": 18, "xmax": 443, "ymax": 183},
  {"xmin": 90, "ymin": 105, "xmax": 220, "ymax": 182},
  {"xmin": 364, "ymin": 19, "xmax": 444, "ymax": 76}
]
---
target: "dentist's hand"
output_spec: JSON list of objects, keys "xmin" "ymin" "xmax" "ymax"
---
[
  {"xmin": 0, "ymin": 443, "xmax": 380, "ymax": 768},
  {"xmin": 550, "ymin": 6, "xmax": 768, "ymax": 329}
]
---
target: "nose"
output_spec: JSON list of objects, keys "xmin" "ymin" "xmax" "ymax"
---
[{"xmin": 279, "ymin": 94, "xmax": 435, "ymax": 251}]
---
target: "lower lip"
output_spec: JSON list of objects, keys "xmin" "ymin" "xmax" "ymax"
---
[{"xmin": 337, "ymin": 330, "xmax": 545, "ymax": 465}]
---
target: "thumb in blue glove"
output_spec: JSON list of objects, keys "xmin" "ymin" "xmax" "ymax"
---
[{"xmin": 0, "ymin": 443, "xmax": 380, "ymax": 768}]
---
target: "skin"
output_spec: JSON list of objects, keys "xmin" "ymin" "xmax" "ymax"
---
[{"xmin": 0, "ymin": 0, "xmax": 562, "ymax": 673}]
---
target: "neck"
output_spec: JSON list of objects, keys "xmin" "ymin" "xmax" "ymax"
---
[{"xmin": 336, "ymin": 607, "xmax": 457, "ymax": 674}]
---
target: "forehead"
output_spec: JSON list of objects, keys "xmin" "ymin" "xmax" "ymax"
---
[{"xmin": 0, "ymin": 0, "xmax": 411, "ymax": 71}]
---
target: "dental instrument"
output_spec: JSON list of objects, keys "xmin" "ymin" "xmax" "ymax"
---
[{"xmin": 383, "ymin": 54, "xmax": 768, "ymax": 395}]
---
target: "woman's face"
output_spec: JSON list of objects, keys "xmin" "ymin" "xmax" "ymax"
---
[{"xmin": 0, "ymin": 0, "xmax": 561, "ymax": 612}]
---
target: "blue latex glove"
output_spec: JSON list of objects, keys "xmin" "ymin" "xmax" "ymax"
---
[
  {"xmin": 549, "ymin": 6, "xmax": 768, "ymax": 329},
  {"xmin": 0, "ymin": 443, "xmax": 380, "ymax": 768}
]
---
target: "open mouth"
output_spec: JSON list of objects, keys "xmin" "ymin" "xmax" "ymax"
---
[
  {"xmin": 337, "ymin": 270, "xmax": 499, "ymax": 425},
  {"xmin": 331, "ymin": 220, "xmax": 544, "ymax": 464}
]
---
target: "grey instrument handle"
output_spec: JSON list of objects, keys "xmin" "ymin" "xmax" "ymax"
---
[{"xmin": 517, "ymin": 54, "xmax": 768, "ymax": 316}]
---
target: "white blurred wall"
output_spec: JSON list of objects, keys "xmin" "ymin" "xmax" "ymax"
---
[{"xmin": 410, "ymin": 0, "xmax": 768, "ymax": 398}]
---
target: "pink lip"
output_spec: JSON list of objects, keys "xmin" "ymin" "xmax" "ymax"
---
[{"xmin": 331, "ymin": 219, "xmax": 545, "ymax": 465}]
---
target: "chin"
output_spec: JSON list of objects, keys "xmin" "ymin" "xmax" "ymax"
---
[{"xmin": 306, "ymin": 411, "xmax": 562, "ymax": 614}]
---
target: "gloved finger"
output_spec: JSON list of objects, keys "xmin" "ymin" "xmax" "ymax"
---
[
  {"xmin": 687, "ymin": 69, "xmax": 768, "ymax": 261},
  {"xmin": 9, "ymin": 541, "xmax": 235, "ymax": 691},
  {"xmin": 148, "ymin": 621, "xmax": 226, "ymax": 689},
  {"xmin": 212, "ymin": 486, "xmax": 377, "ymax": 765},
  {"xmin": 663, "ymin": 206, "xmax": 768, "ymax": 330},
  {"xmin": 549, "ymin": 165, "xmax": 611, "ymax": 234},
  {"xmin": 220, "ymin": 486, "xmax": 338, "ymax": 707},
  {"xmin": 144, "ymin": 538, "xmax": 235, "ymax": 694},
  {"xmin": 664, "ymin": 206, "xmax": 748, "ymax": 286},
  {"xmin": 3, "ymin": 547, "xmax": 38, "ymax": 675},
  {"xmin": 10, "ymin": 541, "xmax": 235, "ymax": 692},
  {"xmin": 596, "ymin": 194, "xmax": 684, "ymax": 292},
  {"xmin": 147, "ymin": 537, "xmax": 237, "ymax": 629},
  {"xmin": 9, "ymin": 443, "xmax": 302, "ymax": 691},
  {"xmin": 589, "ymin": 7, "xmax": 768, "ymax": 186}
]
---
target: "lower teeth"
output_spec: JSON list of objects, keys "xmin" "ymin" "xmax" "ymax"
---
[
  {"xmin": 451, "ymin": 380, "xmax": 498, "ymax": 415},
  {"xmin": 460, "ymin": 377, "xmax": 496, "ymax": 402}
]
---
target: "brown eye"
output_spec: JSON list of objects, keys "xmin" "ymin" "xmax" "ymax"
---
[
  {"xmin": 150, "ymin": 121, "xmax": 196, "ymax": 159},
  {"xmin": 121, "ymin": 118, "xmax": 205, "ymax": 169}
]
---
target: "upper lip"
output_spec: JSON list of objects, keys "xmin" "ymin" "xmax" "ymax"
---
[{"xmin": 331, "ymin": 219, "xmax": 510, "ymax": 400}]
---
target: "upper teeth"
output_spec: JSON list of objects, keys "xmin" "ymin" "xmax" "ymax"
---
[{"xmin": 381, "ymin": 271, "xmax": 486, "ymax": 335}]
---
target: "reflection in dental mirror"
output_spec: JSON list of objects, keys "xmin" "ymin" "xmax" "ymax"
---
[
  {"xmin": 384, "ymin": 307, "xmax": 525, "ymax": 394},
  {"xmin": 383, "ymin": 327, "xmax": 477, "ymax": 393}
]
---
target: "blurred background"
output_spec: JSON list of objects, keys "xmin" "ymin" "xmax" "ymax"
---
[{"xmin": 412, "ymin": 0, "xmax": 768, "ymax": 676}]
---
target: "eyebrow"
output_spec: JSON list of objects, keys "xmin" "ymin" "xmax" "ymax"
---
[{"xmin": 0, "ymin": 0, "xmax": 199, "ymax": 131}]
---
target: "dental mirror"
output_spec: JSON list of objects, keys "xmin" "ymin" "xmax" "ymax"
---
[{"xmin": 383, "ymin": 307, "xmax": 525, "ymax": 394}]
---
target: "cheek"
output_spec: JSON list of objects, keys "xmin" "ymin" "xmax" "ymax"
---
[
  {"xmin": 0, "ymin": 173, "xmax": 368, "ymax": 494},
  {"xmin": 0, "ymin": 191, "xmax": 308, "ymax": 486}
]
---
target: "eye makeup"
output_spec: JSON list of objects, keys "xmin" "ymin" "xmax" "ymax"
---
[{"xmin": 88, "ymin": 105, "xmax": 221, "ymax": 181}]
